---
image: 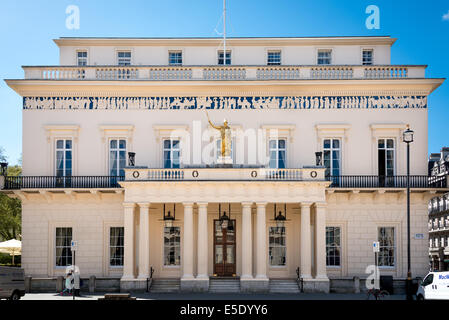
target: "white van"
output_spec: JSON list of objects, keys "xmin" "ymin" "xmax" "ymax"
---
[
  {"xmin": 416, "ymin": 271, "xmax": 449, "ymax": 300},
  {"xmin": 0, "ymin": 266, "xmax": 26, "ymax": 300}
]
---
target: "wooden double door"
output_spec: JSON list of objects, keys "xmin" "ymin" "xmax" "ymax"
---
[{"xmin": 213, "ymin": 220, "xmax": 236, "ymax": 276}]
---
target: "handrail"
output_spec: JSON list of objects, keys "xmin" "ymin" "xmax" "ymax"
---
[
  {"xmin": 3, "ymin": 176, "xmax": 124, "ymax": 189},
  {"xmin": 147, "ymin": 266, "xmax": 154, "ymax": 292},
  {"xmin": 296, "ymin": 267, "xmax": 303, "ymax": 293},
  {"xmin": 328, "ymin": 175, "xmax": 446, "ymax": 189}
]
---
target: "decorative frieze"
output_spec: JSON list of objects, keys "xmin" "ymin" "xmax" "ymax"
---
[{"xmin": 23, "ymin": 95, "xmax": 427, "ymax": 110}]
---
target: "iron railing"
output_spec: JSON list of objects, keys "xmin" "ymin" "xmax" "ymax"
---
[
  {"xmin": 3, "ymin": 176, "xmax": 124, "ymax": 189},
  {"xmin": 328, "ymin": 175, "xmax": 447, "ymax": 188}
]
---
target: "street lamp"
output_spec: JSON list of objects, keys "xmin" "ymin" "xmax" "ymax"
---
[
  {"xmin": 163, "ymin": 203, "xmax": 176, "ymax": 228},
  {"xmin": 274, "ymin": 203, "xmax": 287, "ymax": 229},
  {"xmin": 402, "ymin": 124, "xmax": 414, "ymax": 300}
]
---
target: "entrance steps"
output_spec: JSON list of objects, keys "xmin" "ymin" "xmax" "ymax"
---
[
  {"xmin": 150, "ymin": 278, "xmax": 180, "ymax": 293},
  {"xmin": 209, "ymin": 277, "xmax": 241, "ymax": 293},
  {"xmin": 269, "ymin": 279, "xmax": 300, "ymax": 294}
]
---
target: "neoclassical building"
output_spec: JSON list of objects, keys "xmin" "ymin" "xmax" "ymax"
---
[{"xmin": 1, "ymin": 36, "xmax": 448, "ymax": 293}]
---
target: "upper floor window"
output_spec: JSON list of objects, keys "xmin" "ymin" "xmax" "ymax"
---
[
  {"xmin": 326, "ymin": 226, "xmax": 341, "ymax": 266},
  {"xmin": 378, "ymin": 138, "xmax": 395, "ymax": 177},
  {"xmin": 109, "ymin": 139, "xmax": 126, "ymax": 176},
  {"xmin": 269, "ymin": 139, "xmax": 286, "ymax": 169},
  {"xmin": 378, "ymin": 227, "xmax": 395, "ymax": 267},
  {"xmin": 117, "ymin": 51, "xmax": 131, "ymax": 66},
  {"xmin": 56, "ymin": 139, "xmax": 72, "ymax": 177},
  {"xmin": 267, "ymin": 51, "xmax": 281, "ymax": 65},
  {"xmin": 362, "ymin": 49, "xmax": 373, "ymax": 65},
  {"xmin": 163, "ymin": 139, "xmax": 180, "ymax": 168},
  {"xmin": 323, "ymin": 139, "xmax": 341, "ymax": 178},
  {"xmin": 218, "ymin": 50, "xmax": 231, "ymax": 65},
  {"xmin": 169, "ymin": 51, "xmax": 183, "ymax": 66},
  {"xmin": 77, "ymin": 51, "xmax": 87, "ymax": 66},
  {"xmin": 110, "ymin": 227, "xmax": 124, "ymax": 267},
  {"xmin": 317, "ymin": 49, "xmax": 332, "ymax": 65},
  {"xmin": 55, "ymin": 227, "xmax": 72, "ymax": 267},
  {"xmin": 269, "ymin": 226, "xmax": 286, "ymax": 266}
]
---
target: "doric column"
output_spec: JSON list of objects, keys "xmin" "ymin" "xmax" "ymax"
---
[
  {"xmin": 197, "ymin": 202, "xmax": 208, "ymax": 279},
  {"xmin": 300, "ymin": 202, "xmax": 312, "ymax": 279},
  {"xmin": 137, "ymin": 202, "xmax": 150, "ymax": 279},
  {"xmin": 255, "ymin": 202, "xmax": 268, "ymax": 279},
  {"xmin": 241, "ymin": 202, "xmax": 253, "ymax": 280},
  {"xmin": 122, "ymin": 202, "xmax": 136, "ymax": 280},
  {"xmin": 182, "ymin": 202, "xmax": 194, "ymax": 280},
  {"xmin": 315, "ymin": 202, "xmax": 328, "ymax": 279}
]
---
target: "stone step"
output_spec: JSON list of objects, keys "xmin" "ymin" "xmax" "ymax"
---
[
  {"xmin": 150, "ymin": 279, "xmax": 181, "ymax": 293},
  {"xmin": 269, "ymin": 279, "xmax": 300, "ymax": 293},
  {"xmin": 209, "ymin": 278, "xmax": 241, "ymax": 293}
]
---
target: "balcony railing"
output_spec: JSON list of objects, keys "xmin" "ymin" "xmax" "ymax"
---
[
  {"xmin": 23, "ymin": 65, "xmax": 426, "ymax": 81},
  {"xmin": 3, "ymin": 176, "xmax": 124, "ymax": 189},
  {"xmin": 1, "ymin": 174, "xmax": 446, "ymax": 190},
  {"xmin": 328, "ymin": 175, "xmax": 447, "ymax": 188}
]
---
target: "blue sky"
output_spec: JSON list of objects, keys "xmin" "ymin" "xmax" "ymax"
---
[{"xmin": 0, "ymin": 0, "xmax": 448, "ymax": 165}]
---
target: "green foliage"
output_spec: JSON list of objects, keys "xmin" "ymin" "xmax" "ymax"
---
[
  {"xmin": 7, "ymin": 165, "xmax": 22, "ymax": 177},
  {"xmin": 0, "ymin": 252, "xmax": 21, "ymax": 266},
  {"xmin": 0, "ymin": 194, "xmax": 21, "ymax": 241}
]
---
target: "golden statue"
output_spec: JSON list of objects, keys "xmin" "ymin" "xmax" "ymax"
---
[{"xmin": 206, "ymin": 111, "xmax": 231, "ymax": 158}]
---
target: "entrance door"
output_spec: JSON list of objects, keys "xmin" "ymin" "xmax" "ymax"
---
[{"xmin": 214, "ymin": 220, "xmax": 236, "ymax": 276}]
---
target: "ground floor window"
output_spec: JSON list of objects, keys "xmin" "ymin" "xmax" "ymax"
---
[
  {"xmin": 110, "ymin": 227, "xmax": 124, "ymax": 267},
  {"xmin": 269, "ymin": 226, "xmax": 286, "ymax": 266},
  {"xmin": 326, "ymin": 226, "xmax": 341, "ymax": 266},
  {"xmin": 164, "ymin": 227, "xmax": 181, "ymax": 266},
  {"xmin": 378, "ymin": 227, "xmax": 395, "ymax": 267},
  {"xmin": 55, "ymin": 227, "xmax": 72, "ymax": 267}
]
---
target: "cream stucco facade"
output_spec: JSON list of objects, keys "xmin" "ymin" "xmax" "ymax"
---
[{"xmin": 2, "ymin": 36, "xmax": 447, "ymax": 293}]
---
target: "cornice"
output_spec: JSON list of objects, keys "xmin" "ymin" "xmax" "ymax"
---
[{"xmin": 5, "ymin": 78, "xmax": 444, "ymax": 97}]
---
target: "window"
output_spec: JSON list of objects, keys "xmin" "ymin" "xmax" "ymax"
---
[
  {"xmin": 117, "ymin": 51, "xmax": 131, "ymax": 66},
  {"xmin": 267, "ymin": 51, "xmax": 281, "ymax": 65},
  {"xmin": 77, "ymin": 51, "xmax": 87, "ymax": 66},
  {"xmin": 110, "ymin": 227, "xmax": 124, "ymax": 267},
  {"xmin": 216, "ymin": 139, "xmax": 233, "ymax": 162},
  {"xmin": 163, "ymin": 139, "xmax": 180, "ymax": 168},
  {"xmin": 378, "ymin": 227, "xmax": 395, "ymax": 267},
  {"xmin": 109, "ymin": 139, "xmax": 126, "ymax": 176},
  {"xmin": 378, "ymin": 139, "xmax": 395, "ymax": 177},
  {"xmin": 55, "ymin": 227, "xmax": 72, "ymax": 267},
  {"xmin": 56, "ymin": 139, "xmax": 72, "ymax": 177},
  {"xmin": 169, "ymin": 51, "xmax": 182, "ymax": 65},
  {"xmin": 269, "ymin": 139, "xmax": 286, "ymax": 169},
  {"xmin": 164, "ymin": 226, "xmax": 181, "ymax": 266},
  {"xmin": 323, "ymin": 139, "xmax": 341, "ymax": 178},
  {"xmin": 269, "ymin": 226, "xmax": 286, "ymax": 266},
  {"xmin": 317, "ymin": 50, "xmax": 332, "ymax": 65},
  {"xmin": 421, "ymin": 273, "xmax": 433, "ymax": 286},
  {"xmin": 326, "ymin": 227, "xmax": 341, "ymax": 266},
  {"xmin": 362, "ymin": 49, "xmax": 373, "ymax": 65},
  {"xmin": 218, "ymin": 50, "xmax": 231, "ymax": 65}
]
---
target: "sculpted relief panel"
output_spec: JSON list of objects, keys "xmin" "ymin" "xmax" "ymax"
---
[{"xmin": 23, "ymin": 95, "xmax": 427, "ymax": 110}]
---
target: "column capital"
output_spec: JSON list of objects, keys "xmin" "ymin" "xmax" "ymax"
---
[
  {"xmin": 137, "ymin": 202, "xmax": 151, "ymax": 208},
  {"xmin": 197, "ymin": 202, "xmax": 208, "ymax": 208},
  {"xmin": 255, "ymin": 202, "xmax": 268, "ymax": 208},
  {"xmin": 300, "ymin": 201, "xmax": 313, "ymax": 208},
  {"xmin": 122, "ymin": 202, "xmax": 136, "ymax": 209},
  {"xmin": 241, "ymin": 201, "xmax": 253, "ymax": 208},
  {"xmin": 314, "ymin": 202, "xmax": 327, "ymax": 209},
  {"xmin": 183, "ymin": 202, "xmax": 194, "ymax": 207}
]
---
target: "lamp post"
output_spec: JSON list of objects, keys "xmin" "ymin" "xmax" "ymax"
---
[
  {"xmin": 403, "ymin": 125, "xmax": 414, "ymax": 300},
  {"xmin": 0, "ymin": 162, "xmax": 8, "ymax": 176}
]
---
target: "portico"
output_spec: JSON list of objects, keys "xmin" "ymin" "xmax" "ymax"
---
[{"xmin": 118, "ymin": 167, "xmax": 330, "ymax": 293}]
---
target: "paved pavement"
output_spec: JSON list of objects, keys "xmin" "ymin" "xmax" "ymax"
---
[{"xmin": 20, "ymin": 292, "xmax": 407, "ymax": 300}]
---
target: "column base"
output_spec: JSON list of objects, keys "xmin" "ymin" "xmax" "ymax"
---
[
  {"xmin": 180, "ymin": 277, "xmax": 210, "ymax": 292},
  {"xmin": 240, "ymin": 278, "xmax": 269, "ymax": 293},
  {"xmin": 120, "ymin": 278, "xmax": 148, "ymax": 292},
  {"xmin": 302, "ymin": 278, "xmax": 330, "ymax": 293}
]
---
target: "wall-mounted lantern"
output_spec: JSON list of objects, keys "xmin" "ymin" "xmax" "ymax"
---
[
  {"xmin": 218, "ymin": 203, "xmax": 231, "ymax": 230},
  {"xmin": 315, "ymin": 152, "xmax": 323, "ymax": 166},
  {"xmin": 128, "ymin": 152, "xmax": 136, "ymax": 167},
  {"xmin": 163, "ymin": 203, "xmax": 176, "ymax": 228},
  {"xmin": 274, "ymin": 203, "xmax": 287, "ymax": 228}
]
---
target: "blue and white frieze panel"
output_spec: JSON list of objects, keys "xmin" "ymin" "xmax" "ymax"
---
[{"xmin": 23, "ymin": 96, "xmax": 427, "ymax": 110}]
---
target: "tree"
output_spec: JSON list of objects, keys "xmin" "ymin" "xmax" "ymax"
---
[{"xmin": 0, "ymin": 147, "xmax": 21, "ymax": 241}]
